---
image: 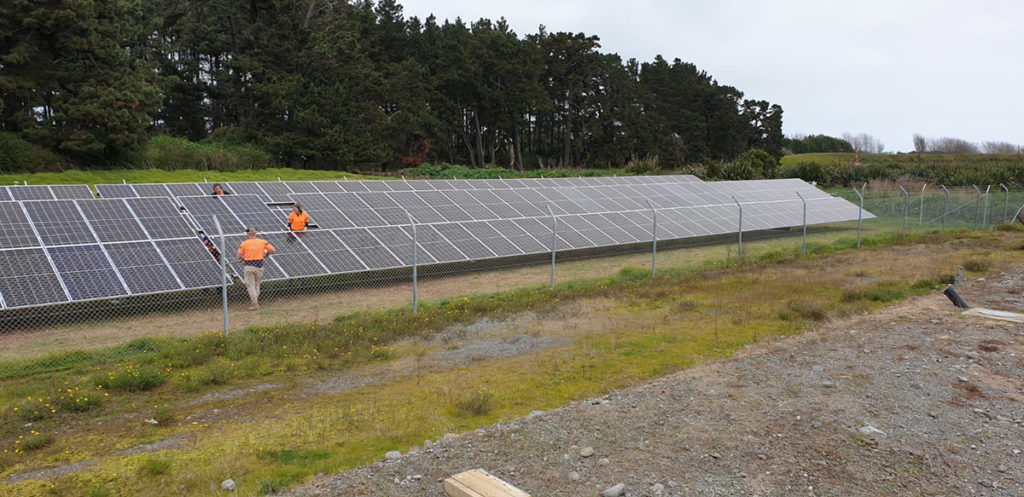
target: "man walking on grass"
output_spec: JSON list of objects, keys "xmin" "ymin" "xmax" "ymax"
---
[{"xmin": 237, "ymin": 227, "xmax": 274, "ymax": 310}]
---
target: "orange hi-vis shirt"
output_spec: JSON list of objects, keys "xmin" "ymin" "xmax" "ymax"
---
[
  {"xmin": 288, "ymin": 211, "xmax": 310, "ymax": 231},
  {"xmin": 238, "ymin": 238, "xmax": 274, "ymax": 266}
]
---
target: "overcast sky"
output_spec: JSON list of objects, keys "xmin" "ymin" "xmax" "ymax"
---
[{"xmin": 397, "ymin": 0, "xmax": 1023, "ymax": 152}]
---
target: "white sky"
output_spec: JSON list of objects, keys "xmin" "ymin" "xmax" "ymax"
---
[{"xmin": 397, "ymin": 0, "xmax": 1023, "ymax": 152}]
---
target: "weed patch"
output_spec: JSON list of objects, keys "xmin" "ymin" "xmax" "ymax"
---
[
  {"xmin": 456, "ymin": 387, "xmax": 496, "ymax": 417},
  {"xmin": 94, "ymin": 361, "xmax": 168, "ymax": 392},
  {"xmin": 139, "ymin": 456, "xmax": 171, "ymax": 476},
  {"xmin": 962, "ymin": 259, "xmax": 992, "ymax": 273}
]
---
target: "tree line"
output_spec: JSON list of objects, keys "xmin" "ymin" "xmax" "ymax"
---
[
  {"xmin": 913, "ymin": 134, "xmax": 1022, "ymax": 155},
  {"xmin": 0, "ymin": 0, "xmax": 784, "ymax": 171}
]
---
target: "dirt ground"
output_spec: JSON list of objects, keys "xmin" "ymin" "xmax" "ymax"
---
[{"xmin": 288, "ymin": 268, "xmax": 1024, "ymax": 497}]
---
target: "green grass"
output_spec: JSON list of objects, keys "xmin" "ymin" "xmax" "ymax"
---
[
  {"xmin": 1, "ymin": 229, "xmax": 1021, "ymax": 496},
  {"xmin": 0, "ymin": 168, "xmax": 384, "ymax": 189}
]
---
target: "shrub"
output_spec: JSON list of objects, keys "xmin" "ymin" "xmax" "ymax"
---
[
  {"xmin": 624, "ymin": 156, "xmax": 662, "ymax": 175},
  {"xmin": 139, "ymin": 456, "xmax": 171, "ymax": 476},
  {"xmin": 95, "ymin": 361, "xmax": 168, "ymax": 392},
  {"xmin": 54, "ymin": 388, "xmax": 101, "ymax": 413},
  {"xmin": 0, "ymin": 132, "xmax": 65, "ymax": 173},
  {"xmin": 456, "ymin": 387, "xmax": 495, "ymax": 417},
  {"xmin": 786, "ymin": 300, "xmax": 828, "ymax": 321},
  {"xmin": 962, "ymin": 259, "xmax": 991, "ymax": 273},
  {"xmin": 841, "ymin": 281, "xmax": 907, "ymax": 303},
  {"xmin": 125, "ymin": 136, "xmax": 274, "ymax": 171},
  {"xmin": 21, "ymin": 432, "xmax": 52, "ymax": 451}
]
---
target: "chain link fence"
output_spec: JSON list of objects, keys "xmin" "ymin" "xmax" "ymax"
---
[{"xmin": 0, "ymin": 183, "xmax": 1022, "ymax": 383}]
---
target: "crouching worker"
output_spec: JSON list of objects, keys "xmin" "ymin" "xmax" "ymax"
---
[
  {"xmin": 287, "ymin": 203, "xmax": 309, "ymax": 241},
  {"xmin": 237, "ymin": 227, "xmax": 274, "ymax": 310}
]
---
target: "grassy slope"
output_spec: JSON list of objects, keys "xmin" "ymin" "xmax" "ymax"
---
[
  {"xmin": 781, "ymin": 152, "xmax": 1024, "ymax": 167},
  {"xmin": 0, "ymin": 168, "xmax": 384, "ymax": 187},
  {"xmin": 1, "ymin": 228, "xmax": 1021, "ymax": 496}
]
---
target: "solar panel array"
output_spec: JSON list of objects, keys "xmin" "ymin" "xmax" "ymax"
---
[
  {"xmin": 0, "ymin": 175, "xmax": 871, "ymax": 310},
  {"xmin": 0, "ymin": 197, "xmax": 222, "ymax": 309}
]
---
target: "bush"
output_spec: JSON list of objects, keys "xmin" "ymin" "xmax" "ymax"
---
[
  {"xmin": 962, "ymin": 259, "xmax": 991, "ymax": 273},
  {"xmin": 139, "ymin": 456, "xmax": 171, "ymax": 476},
  {"xmin": 456, "ymin": 387, "xmax": 495, "ymax": 417},
  {"xmin": 0, "ymin": 132, "xmax": 65, "ymax": 173},
  {"xmin": 624, "ymin": 156, "xmax": 662, "ymax": 175},
  {"xmin": 94, "ymin": 361, "xmax": 168, "ymax": 392},
  {"xmin": 125, "ymin": 136, "xmax": 274, "ymax": 171}
]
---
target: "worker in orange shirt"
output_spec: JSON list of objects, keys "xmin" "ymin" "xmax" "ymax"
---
[
  {"xmin": 287, "ymin": 203, "xmax": 310, "ymax": 241},
  {"xmin": 237, "ymin": 227, "xmax": 275, "ymax": 310}
]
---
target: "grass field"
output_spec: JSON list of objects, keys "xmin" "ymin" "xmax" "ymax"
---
[
  {"xmin": 1, "ymin": 222, "xmax": 1021, "ymax": 496},
  {"xmin": 0, "ymin": 168, "xmax": 383, "ymax": 189}
]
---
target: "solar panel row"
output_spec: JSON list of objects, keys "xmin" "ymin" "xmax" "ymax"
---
[
  {"xmin": 0, "ymin": 198, "xmax": 222, "ymax": 309},
  {"xmin": 93, "ymin": 175, "xmax": 703, "ymax": 202},
  {"xmin": 0, "ymin": 184, "xmax": 95, "ymax": 201}
]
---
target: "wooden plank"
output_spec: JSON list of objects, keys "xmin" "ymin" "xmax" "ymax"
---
[{"xmin": 444, "ymin": 469, "xmax": 531, "ymax": 497}]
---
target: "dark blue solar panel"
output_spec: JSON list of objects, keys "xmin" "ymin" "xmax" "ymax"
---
[
  {"xmin": 0, "ymin": 187, "xmax": 10, "ymax": 201},
  {"xmin": 47, "ymin": 245, "xmax": 128, "ymax": 300},
  {"xmin": 22, "ymin": 200, "xmax": 97, "ymax": 246},
  {"xmin": 0, "ymin": 248, "xmax": 69, "ymax": 308},
  {"xmin": 50, "ymin": 185, "xmax": 95, "ymax": 200},
  {"xmin": 179, "ymin": 196, "xmax": 244, "ymax": 235},
  {"xmin": 104, "ymin": 241, "xmax": 183, "ymax": 294},
  {"xmin": 156, "ymin": 238, "xmax": 226, "ymax": 289},
  {"xmin": 9, "ymin": 186, "xmax": 54, "ymax": 201},
  {"xmin": 96, "ymin": 184, "xmax": 138, "ymax": 198},
  {"xmin": 77, "ymin": 199, "xmax": 149, "ymax": 243},
  {"xmin": 257, "ymin": 232, "xmax": 328, "ymax": 278},
  {"xmin": 0, "ymin": 202, "xmax": 40, "ymax": 249},
  {"xmin": 133, "ymin": 184, "xmax": 173, "ymax": 197},
  {"xmin": 295, "ymin": 231, "xmax": 366, "ymax": 273},
  {"xmin": 335, "ymin": 228, "xmax": 403, "ymax": 269},
  {"xmin": 166, "ymin": 183, "xmax": 206, "ymax": 197},
  {"xmin": 125, "ymin": 197, "xmax": 195, "ymax": 239},
  {"xmin": 220, "ymin": 195, "xmax": 282, "ymax": 233}
]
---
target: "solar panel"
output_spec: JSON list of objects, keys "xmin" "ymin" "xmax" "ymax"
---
[
  {"xmin": 369, "ymin": 225, "xmax": 436, "ymax": 265},
  {"xmin": 96, "ymin": 184, "xmax": 139, "ymax": 198},
  {"xmin": 155, "ymin": 238, "xmax": 225, "ymax": 289},
  {"xmin": 104, "ymin": 241, "xmax": 183, "ymax": 294},
  {"xmin": 486, "ymin": 219, "xmax": 548, "ymax": 253},
  {"xmin": 312, "ymin": 181, "xmax": 343, "ymax": 193},
  {"xmin": 50, "ymin": 184, "xmax": 95, "ymax": 199},
  {"xmin": 0, "ymin": 202, "xmax": 41, "ymax": 249},
  {"xmin": 432, "ymin": 223, "xmax": 495, "ymax": 259},
  {"xmin": 461, "ymin": 221, "xmax": 522, "ymax": 257},
  {"xmin": 0, "ymin": 248, "xmax": 69, "ymax": 308},
  {"xmin": 125, "ymin": 197, "xmax": 196, "ymax": 239},
  {"xmin": 335, "ymin": 228, "xmax": 403, "ymax": 269},
  {"xmin": 256, "ymin": 182, "xmax": 294, "ymax": 202},
  {"xmin": 167, "ymin": 183, "xmax": 207, "ymax": 197},
  {"xmin": 22, "ymin": 200, "xmax": 98, "ymax": 246},
  {"xmin": 47, "ymin": 245, "xmax": 128, "ymax": 300},
  {"xmin": 220, "ymin": 235, "xmax": 288, "ymax": 281},
  {"xmin": 225, "ymin": 182, "xmax": 269, "ymax": 200},
  {"xmin": 295, "ymin": 230, "xmax": 366, "ymax": 273},
  {"xmin": 133, "ymin": 184, "xmax": 173, "ymax": 197},
  {"xmin": 220, "ymin": 195, "xmax": 283, "ymax": 233},
  {"xmin": 77, "ymin": 199, "xmax": 150, "ymax": 243},
  {"xmin": 0, "ymin": 187, "xmax": 10, "ymax": 201},
  {"xmin": 178, "ymin": 196, "xmax": 244, "ymax": 234},
  {"xmin": 9, "ymin": 185, "xmax": 55, "ymax": 201},
  {"xmin": 257, "ymin": 232, "xmax": 329, "ymax": 278},
  {"xmin": 323, "ymin": 193, "xmax": 387, "ymax": 227},
  {"xmin": 288, "ymin": 193, "xmax": 354, "ymax": 229}
]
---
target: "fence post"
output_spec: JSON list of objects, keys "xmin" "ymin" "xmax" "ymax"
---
[
  {"xmin": 898, "ymin": 184, "xmax": 909, "ymax": 238},
  {"xmin": 854, "ymin": 184, "xmax": 865, "ymax": 248},
  {"xmin": 982, "ymin": 185, "xmax": 991, "ymax": 229},
  {"xmin": 796, "ymin": 191, "xmax": 807, "ymax": 255},
  {"xmin": 213, "ymin": 216, "xmax": 229, "ymax": 337},
  {"xmin": 919, "ymin": 183, "xmax": 927, "ymax": 225},
  {"xmin": 940, "ymin": 185, "xmax": 950, "ymax": 232},
  {"xmin": 1001, "ymin": 184, "xmax": 1010, "ymax": 223},
  {"xmin": 645, "ymin": 199, "xmax": 657, "ymax": 276},
  {"xmin": 404, "ymin": 209, "xmax": 418, "ymax": 313},
  {"xmin": 547, "ymin": 204, "xmax": 556, "ymax": 289},
  {"xmin": 731, "ymin": 196, "xmax": 743, "ymax": 264},
  {"xmin": 972, "ymin": 185, "xmax": 982, "ymax": 231}
]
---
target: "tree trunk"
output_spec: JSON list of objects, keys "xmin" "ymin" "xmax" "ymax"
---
[
  {"xmin": 474, "ymin": 111, "xmax": 485, "ymax": 168},
  {"xmin": 562, "ymin": 102, "xmax": 573, "ymax": 168},
  {"xmin": 513, "ymin": 123, "xmax": 524, "ymax": 171}
]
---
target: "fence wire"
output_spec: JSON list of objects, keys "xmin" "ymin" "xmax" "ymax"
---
[{"xmin": 1, "ymin": 184, "xmax": 1022, "ymax": 381}]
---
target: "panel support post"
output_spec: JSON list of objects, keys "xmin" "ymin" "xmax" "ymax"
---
[
  {"xmin": 547, "ymin": 204, "xmax": 556, "ymax": 289},
  {"xmin": 404, "ymin": 209, "xmax": 417, "ymax": 313},
  {"xmin": 213, "ymin": 216, "xmax": 229, "ymax": 337},
  {"xmin": 940, "ymin": 185, "xmax": 950, "ymax": 232},
  {"xmin": 645, "ymin": 199, "xmax": 657, "ymax": 276},
  {"xmin": 796, "ymin": 191, "xmax": 807, "ymax": 255},
  {"xmin": 731, "ymin": 196, "xmax": 743, "ymax": 264},
  {"xmin": 898, "ymin": 184, "xmax": 909, "ymax": 239}
]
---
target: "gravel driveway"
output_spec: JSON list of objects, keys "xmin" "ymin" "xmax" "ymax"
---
[{"xmin": 289, "ymin": 269, "xmax": 1024, "ymax": 497}]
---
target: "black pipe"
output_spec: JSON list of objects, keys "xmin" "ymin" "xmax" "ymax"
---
[{"xmin": 943, "ymin": 285, "xmax": 970, "ymax": 309}]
